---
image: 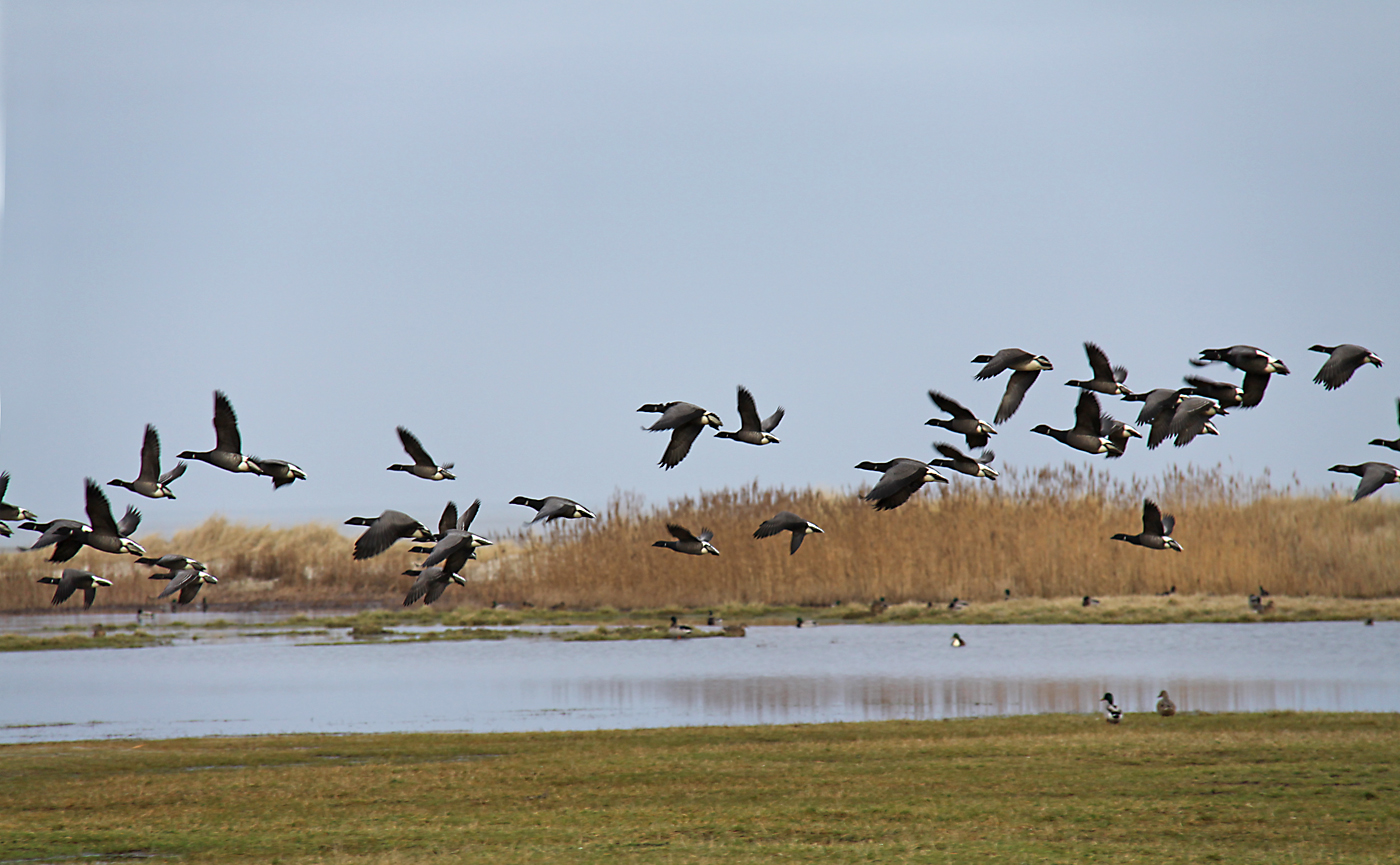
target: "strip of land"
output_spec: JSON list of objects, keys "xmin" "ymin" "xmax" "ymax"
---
[{"xmin": 1, "ymin": 713, "xmax": 1396, "ymax": 863}]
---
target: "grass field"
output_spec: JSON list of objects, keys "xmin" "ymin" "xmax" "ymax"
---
[
  {"xmin": 4, "ymin": 464, "xmax": 1399, "ymax": 613},
  {"xmin": 1, "ymin": 714, "xmax": 1396, "ymax": 863}
]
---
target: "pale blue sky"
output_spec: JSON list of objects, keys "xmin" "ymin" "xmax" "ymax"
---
[{"xmin": 2, "ymin": 2, "xmax": 1398, "ymax": 535}]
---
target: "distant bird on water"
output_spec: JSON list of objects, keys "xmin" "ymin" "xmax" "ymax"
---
[
  {"xmin": 713, "ymin": 386, "xmax": 783, "ymax": 446},
  {"xmin": 1156, "ymin": 690, "xmax": 1176, "ymax": 717},
  {"xmin": 345, "ymin": 510, "xmax": 433, "ymax": 560},
  {"xmin": 652, "ymin": 523, "xmax": 719, "ymax": 556},
  {"xmin": 1064, "ymin": 342, "xmax": 1131, "ymax": 396},
  {"xmin": 1309, "ymin": 344, "xmax": 1383, "ymax": 390},
  {"xmin": 972, "ymin": 348, "xmax": 1054, "ymax": 424},
  {"xmin": 855, "ymin": 458, "xmax": 948, "ymax": 510},
  {"xmin": 1328, "ymin": 462, "xmax": 1400, "ymax": 502},
  {"xmin": 930, "ymin": 443, "xmax": 998, "ymax": 480},
  {"xmin": 1031, "ymin": 392, "xmax": 1122, "ymax": 456},
  {"xmin": 1190, "ymin": 346, "xmax": 1289, "ymax": 408},
  {"xmin": 753, "ymin": 511, "xmax": 824, "ymax": 555},
  {"xmin": 638, "ymin": 401, "xmax": 723, "ymax": 469},
  {"xmin": 925, "ymin": 391, "xmax": 997, "ymax": 450},
  {"xmin": 1111, "ymin": 499, "xmax": 1182, "ymax": 551},
  {"xmin": 38, "ymin": 568, "xmax": 112, "ymax": 609},
  {"xmin": 177, "ymin": 391, "xmax": 262, "ymax": 475},
  {"xmin": 1101, "ymin": 692, "xmax": 1123, "ymax": 724},
  {"xmin": 1371, "ymin": 400, "xmax": 1400, "ymax": 452},
  {"xmin": 951, "ymin": 633, "xmax": 965, "ymax": 647},
  {"xmin": 109, "ymin": 425, "xmax": 186, "ymax": 499},
  {"xmin": 388, "ymin": 426, "xmax": 455, "ymax": 480},
  {"xmin": 509, "ymin": 496, "xmax": 597, "ymax": 524}
]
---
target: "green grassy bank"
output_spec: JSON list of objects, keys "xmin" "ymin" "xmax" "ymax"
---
[{"xmin": 2, "ymin": 714, "xmax": 1397, "ymax": 863}]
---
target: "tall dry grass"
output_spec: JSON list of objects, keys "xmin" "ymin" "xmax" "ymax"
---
[{"xmin": 2, "ymin": 464, "xmax": 1397, "ymax": 612}]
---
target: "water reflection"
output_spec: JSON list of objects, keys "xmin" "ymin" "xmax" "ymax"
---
[{"xmin": 2, "ymin": 622, "xmax": 1396, "ymax": 742}]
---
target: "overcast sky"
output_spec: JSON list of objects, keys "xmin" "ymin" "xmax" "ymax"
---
[{"xmin": 2, "ymin": 2, "xmax": 1398, "ymax": 536}]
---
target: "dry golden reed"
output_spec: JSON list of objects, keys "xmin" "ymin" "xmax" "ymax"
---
[{"xmin": 2, "ymin": 464, "xmax": 1397, "ymax": 612}]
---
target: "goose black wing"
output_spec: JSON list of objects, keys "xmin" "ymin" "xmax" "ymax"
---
[
  {"xmin": 667, "ymin": 523, "xmax": 699, "ymax": 543},
  {"xmin": 1084, "ymin": 342, "xmax": 1115, "ymax": 383},
  {"xmin": 735, "ymin": 387, "xmax": 762, "ymax": 432},
  {"xmin": 438, "ymin": 501, "xmax": 459, "ymax": 537},
  {"xmin": 995, "ymin": 370, "xmax": 1039, "ymax": 424},
  {"xmin": 397, "ymin": 426, "xmax": 436, "ymax": 467},
  {"xmin": 458, "ymin": 498, "xmax": 481, "ymax": 531},
  {"xmin": 1072, "ymin": 392, "xmax": 1103, "ymax": 436},
  {"xmin": 1141, "ymin": 499, "xmax": 1166, "ymax": 536},
  {"xmin": 928, "ymin": 391, "xmax": 975, "ymax": 420},
  {"xmin": 84, "ymin": 480, "xmax": 121, "ymax": 537},
  {"xmin": 138, "ymin": 425, "xmax": 162, "ymax": 483},
  {"xmin": 213, "ymin": 391, "xmax": 242, "ymax": 454},
  {"xmin": 660, "ymin": 423, "xmax": 704, "ymax": 469}
]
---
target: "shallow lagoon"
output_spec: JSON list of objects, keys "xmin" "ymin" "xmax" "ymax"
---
[{"xmin": 2, "ymin": 620, "xmax": 1396, "ymax": 743}]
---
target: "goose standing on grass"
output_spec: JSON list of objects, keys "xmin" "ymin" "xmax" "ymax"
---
[
  {"xmin": 951, "ymin": 633, "xmax": 965, "ymax": 647},
  {"xmin": 855, "ymin": 458, "xmax": 949, "ymax": 510},
  {"xmin": 1309, "ymin": 344, "xmax": 1383, "ymax": 390},
  {"xmin": 638, "ymin": 401, "xmax": 723, "ymax": 469},
  {"xmin": 1111, "ymin": 499, "xmax": 1182, "ymax": 551},
  {"xmin": 1065, "ymin": 342, "xmax": 1132, "ymax": 396},
  {"xmin": 250, "ymin": 458, "xmax": 307, "ymax": 489},
  {"xmin": 1156, "ymin": 690, "xmax": 1177, "ymax": 716},
  {"xmin": 652, "ymin": 523, "xmax": 720, "ymax": 556},
  {"xmin": 1190, "ymin": 346, "xmax": 1290, "ymax": 407},
  {"xmin": 177, "ymin": 391, "xmax": 262, "ymax": 475},
  {"xmin": 925, "ymin": 391, "xmax": 997, "ymax": 450},
  {"xmin": 668, "ymin": 616, "xmax": 694, "ymax": 638},
  {"xmin": 109, "ymin": 425, "xmax": 186, "ymax": 499},
  {"xmin": 1101, "ymin": 693, "xmax": 1123, "ymax": 724},
  {"xmin": 1122, "ymin": 388, "xmax": 1188, "ymax": 450},
  {"xmin": 1370, "ymin": 399, "xmax": 1400, "ymax": 452},
  {"xmin": 972, "ymin": 349, "xmax": 1054, "ymax": 424},
  {"xmin": 154, "ymin": 568, "xmax": 219, "ymax": 605},
  {"xmin": 1100, "ymin": 416, "xmax": 1142, "ymax": 459},
  {"xmin": 1031, "ymin": 392, "xmax": 1122, "ymax": 456},
  {"xmin": 413, "ymin": 499, "xmax": 494, "ymax": 573},
  {"xmin": 388, "ymin": 426, "xmax": 455, "ymax": 480},
  {"xmin": 345, "ymin": 510, "xmax": 434, "ymax": 560},
  {"xmin": 1182, "ymin": 376, "xmax": 1244, "ymax": 409},
  {"xmin": 1169, "ymin": 397, "xmax": 1228, "ymax": 448},
  {"xmin": 37, "ymin": 569, "xmax": 112, "ymax": 609},
  {"xmin": 753, "ymin": 511, "xmax": 824, "ymax": 555},
  {"xmin": 714, "ymin": 386, "xmax": 783, "ymax": 446},
  {"xmin": 509, "ymin": 496, "xmax": 597, "ymax": 524},
  {"xmin": 930, "ymin": 443, "xmax": 998, "ymax": 480},
  {"xmin": 1328, "ymin": 462, "xmax": 1400, "ymax": 502}
]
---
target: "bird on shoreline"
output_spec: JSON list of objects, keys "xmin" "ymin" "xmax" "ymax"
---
[
  {"xmin": 346, "ymin": 510, "xmax": 433, "ymax": 560},
  {"xmin": 668, "ymin": 616, "xmax": 694, "ymax": 637},
  {"xmin": 652, "ymin": 523, "xmax": 719, "ymax": 556},
  {"xmin": 1328, "ymin": 462, "xmax": 1400, "ymax": 502},
  {"xmin": 973, "ymin": 348, "xmax": 1054, "ymax": 424},
  {"xmin": 1111, "ymin": 499, "xmax": 1182, "ymax": 551},
  {"xmin": 1156, "ymin": 690, "xmax": 1176, "ymax": 716},
  {"xmin": 109, "ymin": 425, "xmax": 186, "ymax": 499},
  {"xmin": 388, "ymin": 426, "xmax": 455, "ymax": 481},
  {"xmin": 856, "ymin": 458, "xmax": 948, "ymax": 510},
  {"xmin": 1101, "ymin": 692, "xmax": 1123, "ymax": 723},
  {"xmin": 38, "ymin": 569, "xmax": 112, "ymax": 609},
  {"xmin": 925, "ymin": 391, "xmax": 997, "ymax": 450},
  {"xmin": 510, "ymin": 496, "xmax": 597, "ymax": 524},
  {"xmin": 713, "ymin": 386, "xmax": 783, "ymax": 446},
  {"xmin": 1190, "ymin": 346, "xmax": 1289, "ymax": 407},
  {"xmin": 1309, "ymin": 344, "xmax": 1383, "ymax": 390},
  {"xmin": 753, "ymin": 511, "xmax": 824, "ymax": 555},
  {"xmin": 1031, "ymin": 392, "xmax": 1122, "ymax": 456},
  {"xmin": 178, "ymin": 391, "xmax": 262, "ymax": 475},
  {"xmin": 1065, "ymin": 342, "xmax": 1131, "ymax": 396},
  {"xmin": 638, "ymin": 401, "xmax": 723, "ymax": 469}
]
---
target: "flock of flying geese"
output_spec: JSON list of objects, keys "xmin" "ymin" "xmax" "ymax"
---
[{"xmin": 3, "ymin": 341, "xmax": 1397, "ymax": 615}]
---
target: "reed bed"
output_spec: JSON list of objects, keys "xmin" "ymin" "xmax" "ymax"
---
[{"xmin": 2, "ymin": 464, "xmax": 1397, "ymax": 613}]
